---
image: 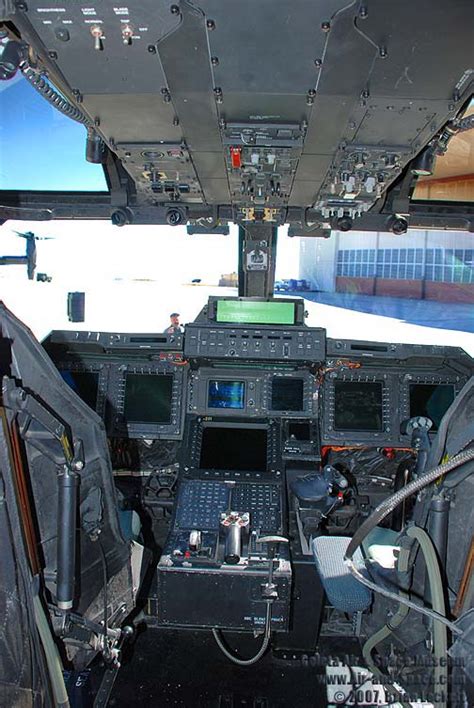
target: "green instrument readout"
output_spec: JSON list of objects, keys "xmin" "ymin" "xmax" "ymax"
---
[{"xmin": 215, "ymin": 299, "xmax": 295, "ymax": 325}]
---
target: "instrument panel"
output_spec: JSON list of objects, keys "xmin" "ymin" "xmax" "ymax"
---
[
  {"xmin": 321, "ymin": 366, "xmax": 465, "ymax": 447},
  {"xmin": 44, "ymin": 322, "xmax": 473, "ymax": 454},
  {"xmin": 52, "ymin": 357, "xmax": 187, "ymax": 440},
  {"xmin": 184, "ymin": 323, "xmax": 326, "ymax": 362},
  {"xmin": 187, "ymin": 367, "xmax": 316, "ymax": 418},
  {"xmin": 107, "ymin": 361, "xmax": 186, "ymax": 440}
]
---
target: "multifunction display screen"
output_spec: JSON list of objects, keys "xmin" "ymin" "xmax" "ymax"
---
[
  {"xmin": 334, "ymin": 381, "xmax": 383, "ymax": 432},
  {"xmin": 216, "ymin": 299, "xmax": 295, "ymax": 325},
  {"xmin": 60, "ymin": 370, "xmax": 99, "ymax": 410},
  {"xmin": 208, "ymin": 380, "xmax": 245, "ymax": 409},
  {"xmin": 271, "ymin": 378, "xmax": 304, "ymax": 411},
  {"xmin": 409, "ymin": 383, "xmax": 455, "ymax": 431},
  {"xmin": 124, "ymin": 374, "xmax": 173, "ymax": 424},
  {"xmin": 200, "ymin": 426, "xmax": 268, "ymax": 471}
]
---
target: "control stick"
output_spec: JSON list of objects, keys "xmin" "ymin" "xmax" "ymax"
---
[
  {"xmin": 401, "ymin": 416, "xmax": 432, "ymax": 477},
  {"xmin": 256, "ymin": 535, "xmax": 289, "ymax": 599}
]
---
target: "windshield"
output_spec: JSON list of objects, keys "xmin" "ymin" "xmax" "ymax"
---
[
  {"xmin": 1, "ymin": 74, "xmax": 473, "ymax": 355},
  {"xmin": 1, "ymin": 218, "xmax": 473, "ymax": 359}
]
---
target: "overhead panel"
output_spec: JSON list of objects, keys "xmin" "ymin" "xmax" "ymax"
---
[
  {"xmin": 16, "ymin": 0, "xmax": 474, "ymax": 219},
  {"xmin": 156, "ymin": 2, "xmax": 229, "ymax": 204},
  {"xmin": 291, "ymin": 3, "xmax": 376, "ymax": 209},
  {"xmin": 293, "ymin": 0, "xmax": 474, "ymax": 214},
  {"xmin": 26, "ymin": 1, "xmax": 180, "ymax": 94},
  {"xmin": 198, "ymin": 0, "xmax": 350, "ymax": 215},
  {"xmin": 363, "ymin": 3, "xmax": 474, "ymax": 101},
  {"xmin": 114, "ymin": 143, "xmax": 204, "ymax": 203}
]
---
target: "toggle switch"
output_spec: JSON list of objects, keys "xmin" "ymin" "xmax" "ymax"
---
[
  {"xmin": 121, "ymin": 24, "xmax": 133, "ymax": 45},
  {"xmin": 90, "ymin": 25, "xmax": 104, "ymax": 51}
]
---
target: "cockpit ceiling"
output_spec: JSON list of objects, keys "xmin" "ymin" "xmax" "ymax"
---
[{"xmin": 5, "ymin": 0, "xmax": 474, "ymax": 223}]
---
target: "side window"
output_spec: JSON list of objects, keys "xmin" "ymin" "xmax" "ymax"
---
[{"xmin": 0, "ymin": 75, "xmax": 108, "ymax": 191}]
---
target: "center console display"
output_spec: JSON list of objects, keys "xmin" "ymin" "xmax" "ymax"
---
[
  {"xmin": 208, "ymin": 380, "xmax": 245, "ymax": 410},
  {"xmin": 188, "ymin": 368, "xmax": 315, "ymax": 418},
  {"xmin": 199, "ymin": 426, "xmax": 268, "ymax": 472}
]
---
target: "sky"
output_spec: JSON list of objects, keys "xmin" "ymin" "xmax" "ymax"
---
[
  {"xmin": 0, "ymin": 73, "xmax": 107, "ymax": 191},
  {"xmin": 0, "ymin": 220, "xmax": 299, "ymax": 286},
  {"xmin": 0, "ymin": 219, "xmax": 302, "ymax": 340}
]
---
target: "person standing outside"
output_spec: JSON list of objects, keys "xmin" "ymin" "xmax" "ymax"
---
[{"xmin": 164, "ymin": 312, "xmax": 183, "ymax": 334}]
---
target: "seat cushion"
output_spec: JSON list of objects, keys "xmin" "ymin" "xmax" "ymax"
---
[{"xmin": 312, "ymin": 536, "xmax": 372, "ymax": 613}]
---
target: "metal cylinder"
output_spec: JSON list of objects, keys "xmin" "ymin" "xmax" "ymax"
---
[
  {"xmin": 57, "ymin": 468, "xmax": 79, "ymax": 610},
  {"xmin": 424, "ymin": 494, "xmax": 450, "ymax": 612},
  {"xmin": 428, "ymin": 495, "xmax": 450, "ymax": 568},
  {"xmin": 413, "ymin": 427, "xmax": 430, "ymax": 477},
  {"xmin": 85, "ymin": 128, "xmax": 104, "ymax": 164},
  {"xmin": 225, "ymin": 523, "xmax": 242, "ymax": 564}
]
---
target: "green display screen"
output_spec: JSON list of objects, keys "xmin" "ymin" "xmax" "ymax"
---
[{"xmin": 216, "ymin": 300, "xmax": 295, "ymax": 325}]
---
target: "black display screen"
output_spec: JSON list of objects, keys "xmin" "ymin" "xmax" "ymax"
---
[
  {"xmin": 124, "ymin": 374, "xmax": 173, "ymax": 424},
  {"xmin": 208, "ymin": 380, "xmax": 245, "ymax": 409},
  {"xmin": 288, "ymin": 421, "xmax": 311, "ymax": 441},
  {"xmin": 271, "ymin": 378, "xmax": 304, "ymax": 411},
  {"xmin": 334, "ymin": 381, "xmax": 383, "ymax": 432},
  {"xmin": 409, "ymin": 383, "xmax": 455, "ymax": 431},
  {"xmin": 199, "ymin": 426, "xmax": 268, "ymax": 471},
  {"xmin": 60, "ymin": 370, "xmax": 99, "ymax": 410}
]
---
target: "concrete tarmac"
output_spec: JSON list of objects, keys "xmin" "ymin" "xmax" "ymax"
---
[{"xmin": 297, "ymin": 291, "xmax": 474, "ymax": 334}]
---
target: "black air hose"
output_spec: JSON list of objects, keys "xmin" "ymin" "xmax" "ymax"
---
[
  {"xmin": 457, "ymin": 114, "xmax": 474, "ymax": 133},
  {"xmin": 21, "ymin": 65, "xmax": 91, "ymax": 126},
  {"xmin": 345, "ymin": 447, "xmax": 474, "ymax": 563}
]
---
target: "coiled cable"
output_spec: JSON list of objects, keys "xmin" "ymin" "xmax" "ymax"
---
[
  {"xmin": 21, "ymin": 65, "xmax": 91, "ymax": 126},
  {"xmin": 212, "ymin": 601, "xmax": 272, "ymax": 666}
]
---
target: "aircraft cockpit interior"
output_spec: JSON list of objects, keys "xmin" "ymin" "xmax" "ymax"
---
[
  {"xmin": 1, "ymin": 1, "xmax": 474, "ymax": 706},
  {"xmin": 2, "ymin": 293, "xmax": 474, "ymax": 706}
]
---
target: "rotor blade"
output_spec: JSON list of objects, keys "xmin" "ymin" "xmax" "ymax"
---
[{"xmin": 12, "ymin": 230, "xmax": 34, "ymax": 239}]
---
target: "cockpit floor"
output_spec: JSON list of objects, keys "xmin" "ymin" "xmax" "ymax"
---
[{"xmin": 108, "ymin": 625, "xmax": 348, "ymax": 707}]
